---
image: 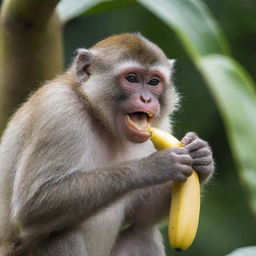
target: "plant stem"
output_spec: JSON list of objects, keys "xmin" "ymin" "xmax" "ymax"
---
[{"xmin": 0, "ymin": 0, "xmax": 63, "ymax": 132}]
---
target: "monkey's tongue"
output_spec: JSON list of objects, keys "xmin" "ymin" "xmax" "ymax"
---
[{"xmin": 127, "ymin": 113, "xmax": 149, "ymax": 130}]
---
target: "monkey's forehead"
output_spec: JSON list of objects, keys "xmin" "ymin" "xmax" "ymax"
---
[
  {"xmin": 90, "ymin": 33, "xmax": 169, "ymax": 66},
  {"xmin": 115, "ymin": 59, "xmax": 172, "ymax": 80}
]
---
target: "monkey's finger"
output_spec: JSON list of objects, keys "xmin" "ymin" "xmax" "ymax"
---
[
  {"xmin": 174, "ymin": 164, "xmax": 193, "ymax": 177},
  {"xmin": 171, "ymin": 147, "xmax": 189, "ymax": 155},
  {"xmin": 190, "ymin": 148, "xmax": 212, "ymax": 159},
  {"xmin": 175, "ymin": 174, "xmax": 188, "ymax": 183},
  {"xmin": 182, "ymin": 165, "xmax": 193, "ymax": 177},
  {"xmin": 181, "ymin": 132, "xmax": 198, "ymax": 145},
  {"xmin": 192, "ymin": 156, "xmax": 212, "ymax": 166},
  {"xmin": 193, "ymin": 163, "xmax": 214, "ymax": 178},
  {"xmin": 174, "ymin": 154, "xmax": 192, "ymax": 166},
  {"xmin": 184, "ymin": 139, "xmax": 208, "ymax": 152}
]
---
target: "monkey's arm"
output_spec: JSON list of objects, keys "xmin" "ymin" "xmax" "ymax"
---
[
  {"xmin": 13, "ymin": 159, "xmax": 148, "ymax": 234},
  {"xmin": 127, "ymin": 182, "xmax": 172, "ymax": 228}
]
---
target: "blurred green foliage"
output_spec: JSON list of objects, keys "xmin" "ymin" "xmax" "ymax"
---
[{"xmin": 61, "ymin": 1, "xmax": 256, "ymax": 255}]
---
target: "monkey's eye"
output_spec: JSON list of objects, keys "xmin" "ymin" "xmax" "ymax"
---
[
  {"xmin": 126, "ymin": 74, "xmax": 138, "ymax": 83},
  {"xmin": 148, "ymin": 78, "xmax": 160, "ymax": 86}
]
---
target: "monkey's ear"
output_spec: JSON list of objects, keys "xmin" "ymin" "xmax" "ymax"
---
[
  {"xmin": 169, "ymin": 59, "xmax": 176, "ymax": 74},
  {"xmin": 75, "ymin": 48, "xmax": 93, "ymax": 83},
  {"xmin": 169, "ymin": 59, "xmax": 176, "ymax": 67}
]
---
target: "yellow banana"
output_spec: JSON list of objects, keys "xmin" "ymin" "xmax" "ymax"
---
[{"xmin": 147, "ymin": 127, "xmax": 200, "ymax": 251}]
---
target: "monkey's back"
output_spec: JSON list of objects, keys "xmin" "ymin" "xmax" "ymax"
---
[{"xmin": 0, "ymin": 103, "xmax": 31, "ymax": 242}]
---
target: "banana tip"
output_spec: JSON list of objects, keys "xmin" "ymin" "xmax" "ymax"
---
[{"xmin": 175, "ymin": 248, "xmax": 184, "ymax": 252}]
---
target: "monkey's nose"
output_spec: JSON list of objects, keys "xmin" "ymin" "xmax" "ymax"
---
[{"xmin": 140, "ymin": 94, "xmax": 152, "ymax": 104}]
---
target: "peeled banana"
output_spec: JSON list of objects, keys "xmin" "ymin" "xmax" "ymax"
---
[{"xmin": 147, "ymin": 127, "xmax": 200, "ymax": 251}]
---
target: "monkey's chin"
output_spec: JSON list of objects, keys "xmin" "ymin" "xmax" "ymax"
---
[{"xmin": 123, "ymin": 114, "xmax": 151, "ymax": 143}]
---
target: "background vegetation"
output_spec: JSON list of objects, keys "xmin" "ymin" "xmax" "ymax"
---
[{"xmin": 0, "ymin": 0, "xmax": 255, "ymax": 255}]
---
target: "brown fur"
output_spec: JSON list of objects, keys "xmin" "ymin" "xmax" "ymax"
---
[{"xmin": 91, "ymin": 33, "xmax": 169, "ymax": 66}]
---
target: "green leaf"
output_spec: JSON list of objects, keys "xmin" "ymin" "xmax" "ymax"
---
[
  {"xmin": 198, "ymin": 55, "xmax": 256, "ymax": 212},
  {"xmin": 82, "ymin": 0, "xmax": 134, "ymax": 17},
  {"xmin": 57, "ymin": 0, "xmax": 134, "ymax": 23},
  {"xmin": 226, "ymin": 246, "xmax": 256, "ymax": 256},
  {"xmin": 57, "ymin": 0, "xmax": 104, "ymax": 23},
  {"xmin": 138, "ymin": 0, "xmax": 229, "ymax": 58}
]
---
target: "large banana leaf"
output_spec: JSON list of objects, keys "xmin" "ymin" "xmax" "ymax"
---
[
  {"xmin": 57, "ymin": 0, "xmax": 104, "ymax": 22},
  {"xmin": 199, "ymin": 55, "xmax": 256, "ymax": 212},
  {"xmin": 138, "ymin": 0, "xmax": 229, "ymax": 57},
  {"xmin": 57, "ymin": 0, "xmax": 133, "ymax": 23}
]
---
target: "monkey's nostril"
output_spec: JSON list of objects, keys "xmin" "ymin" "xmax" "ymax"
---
[{"xmin": 140, "ymin": 95, "xmax": 152, "ymax": 104}]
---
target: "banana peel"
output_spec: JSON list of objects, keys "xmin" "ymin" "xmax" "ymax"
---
[{"xmin": 147, "ymin": 127, "xmax": 200, "ymax": 251}]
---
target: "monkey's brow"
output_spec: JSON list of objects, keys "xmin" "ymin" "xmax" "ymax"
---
[{"xmin": 116, "ymin": 60, "xmax": 171, "ymax": 79}]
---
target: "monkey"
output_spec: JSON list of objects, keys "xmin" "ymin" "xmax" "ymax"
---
[{"xmin": 0, "ymin": 33, "xmax": 214, "ymax": 256}]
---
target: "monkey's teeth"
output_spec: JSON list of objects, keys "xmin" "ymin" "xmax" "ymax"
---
[{"xmin": 147, "ymin": 112, "xmax": 153, "ymax": 118}]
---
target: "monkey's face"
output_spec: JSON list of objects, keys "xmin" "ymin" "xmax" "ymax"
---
[
  {"xmin": 115, "ymin": 61, "xmax": 171, "ymax": 143},
  {"xmin": 75, "ymin": 34, "xmax": 177, "ymax": 143}
]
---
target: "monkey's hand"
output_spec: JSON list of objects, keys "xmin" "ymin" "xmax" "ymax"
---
[
  {"xmin": 143, "ymin": 147, "xmax": 193, "ymax": 184},
  {"xmin": 181, "ymin": 132, "xmax": 214, "ymax": 183}
]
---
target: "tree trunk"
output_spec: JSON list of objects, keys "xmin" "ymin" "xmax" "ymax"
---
[{"xmin": 0, "ymin": 0, "xmax": 63, "ymax": 133}]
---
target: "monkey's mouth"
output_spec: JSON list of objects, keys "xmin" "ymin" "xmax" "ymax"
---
[{"xmin": 126, "ymin": 112, "xmax": 153, "ymax": 131}]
